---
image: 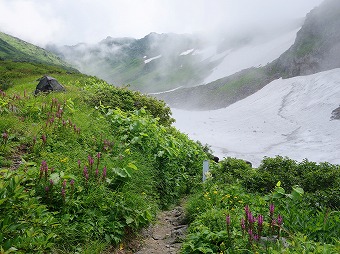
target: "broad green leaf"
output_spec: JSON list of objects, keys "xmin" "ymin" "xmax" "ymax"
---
[
  {"xmin": 49, "ymin": 173, "xmax": 60, "ymax": 184},
  {"xmin": 127, "ymin": 162, "xmax": 138, "ymax": 171},
  {"xmin": 125, "ymin": 217, "xmax": 134, "ymax": 225},
  {"xmin": 292, "ymin": 186, "xmax": 304, "ymax": 195},
  {"xmin": 276, "ymin": 187, "xmax": 285, "ymax": 195}
]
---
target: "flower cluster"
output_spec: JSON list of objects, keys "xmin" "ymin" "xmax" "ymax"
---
[
  {"xmin": 244, "ymin": 204, "xmax": 283, "ymax": 244},
  {"xmin": 44, "ymin": 97, "xmax": 80, "ymax": 134},
  {"xmin": 78, "ymin": 154, "xmax": 107, "ymax": 183}
]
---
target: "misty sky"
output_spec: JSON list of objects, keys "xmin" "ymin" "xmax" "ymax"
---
[{"xmin": 0, "ymin": 0, "xmax": 324, "ymax": 46}]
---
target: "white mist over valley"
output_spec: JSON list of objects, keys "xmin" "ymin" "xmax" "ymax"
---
[{"xmin": 172, "ymin": 69, "xmax": 340, "ymax": 166}]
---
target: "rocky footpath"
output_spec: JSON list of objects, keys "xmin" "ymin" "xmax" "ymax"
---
[
  {"xmin": 110, "ymin": 206, "xmax": 187, "ymax": 254},
  {"xmin": 135, "ymin": 206, "xmax": 187, "ymax": 254}
]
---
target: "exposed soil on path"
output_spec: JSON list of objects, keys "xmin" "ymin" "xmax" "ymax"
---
[{"xmin": 112, "ymin": 206, "xmax": 187, "ymax": 254}]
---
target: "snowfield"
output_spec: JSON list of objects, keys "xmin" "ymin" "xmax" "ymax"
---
[
  {"xmin": 172, "ymin": 69, "xmax": 340, "ymax": 167},
  {"xmin": 204, "ymin": 28, "xmax": 300, "ymax": 84}
]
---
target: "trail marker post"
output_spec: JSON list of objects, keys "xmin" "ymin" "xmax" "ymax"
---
[{"xmin": 203, "ymin": 160, "xmax": 209, "ymax": 182}]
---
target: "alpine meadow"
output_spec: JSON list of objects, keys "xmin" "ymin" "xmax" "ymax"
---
[{"xmin": 1, "ymin": 0, "xmax": 340, "ymax": 253}]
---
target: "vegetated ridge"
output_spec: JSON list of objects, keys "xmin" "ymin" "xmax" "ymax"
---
[
  {"xmin": 0, "ymin": 31, "xmax": 77, "ymax": 72},
  {"xmin": 48, "ymin": 19, "xmax": 300, "ymax": 95},
  {"xmin": 156, "ymin": 0, "xmax": 340, "ymax": 109}
]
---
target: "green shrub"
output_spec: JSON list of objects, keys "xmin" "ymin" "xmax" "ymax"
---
[
  {"xmin": 82, "ymin": 78, "xmax": 174, "ymax": 126},
  {"xmin": 243, "ymin": 156, "xmax": 340, "ymax": 208},
  {"xmin": 211, "ymin": 157, "xmax": 253, "ymax": 185}
]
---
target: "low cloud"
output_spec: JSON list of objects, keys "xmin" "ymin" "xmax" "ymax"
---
[{"xmin": 0, "ymin": 0, "xmax": 324, "ymax": 46}]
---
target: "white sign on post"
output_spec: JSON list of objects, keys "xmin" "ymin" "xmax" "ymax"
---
[{"xmin": 203, "ymin": 160, "xmax": 209, "ymax": 182}]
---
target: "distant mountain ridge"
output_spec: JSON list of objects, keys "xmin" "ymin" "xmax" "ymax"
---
[
  {"xmin": 48, "ymin": 18, "xmax": 301, "ymax": 94},
  {"xmin": 16, "ymin": 0, "xmax": 338, "ymax": 111},
  {"xmin": 47, "ymin": 32, "xmax": 221, "ymax": 93},
  {"xmin": 0, "ymin": 31, "xmax": 76, "ymax": 71},
  {"xmin": 157, "ymin": 0, "xmax": 340, "ymax": 109}
]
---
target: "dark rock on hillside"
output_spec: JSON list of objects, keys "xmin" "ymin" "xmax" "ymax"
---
[
  {"xmin": 331, "ymin": 105, "xmax": 340, "ymax": 120},
  {"xmin": 34, "ymin": 76, "xmax": 65, "ymax": 95}
]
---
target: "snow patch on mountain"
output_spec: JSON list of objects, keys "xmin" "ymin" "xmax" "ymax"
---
[
  {"xmin": 180, "ymin": 49, "xmax": 195, "ymax": 56},
  {"xmin": 172, "ymin": 69, "xmax": 340, "ymax": 167},
  {"xmin": 204, "ymin": 28, "xmax": 300, "ymax": 84},
  {"xmin": 144, "ymin": 55, "xmax": 162, "ymax": 63}
]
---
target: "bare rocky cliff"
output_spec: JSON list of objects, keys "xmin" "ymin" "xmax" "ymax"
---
[{"xmin": 270, "ymin": 0, "xmax": 340, "ymax": 78}]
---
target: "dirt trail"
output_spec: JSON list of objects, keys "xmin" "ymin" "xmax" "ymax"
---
[
  {"xmin": 111, "ymin": 205, "xmax": 187, "ymax": 254},
  {"xmin": 135, "ymin": 206, "xmax": 187, "ymax": 254}
]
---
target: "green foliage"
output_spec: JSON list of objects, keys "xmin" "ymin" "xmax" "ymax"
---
[
  {"xmin": 243, "ymin": 156, "xmax": 340, "ymax": 208},
  {"xmin": 0, "ymin": 169, "xmax": 57, "ymax": 253},
  {"xmin": 182, "ymin": 158, "xmax": 340, "ymax": 253},
  {"xmin": 0, "ymin": 65, "xmax": 207, "ymax": 252},
  {"xmin": 83, "ymin": 77, "xmax": 174, "ymax": 126},
  {"xmin": 105, "ymin": 107, "xmax": 206, "ymax": 208},
  {"xmin": 211, "ymin": 157, "xmax": 253, "ymax": 184}
]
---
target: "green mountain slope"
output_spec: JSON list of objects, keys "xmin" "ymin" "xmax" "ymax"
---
[{"xmin": 0, "ymin": 31, "xmax": 76, "ymax": 71}]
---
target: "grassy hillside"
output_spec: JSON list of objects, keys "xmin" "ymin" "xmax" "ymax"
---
[
  {"xmin": 0, "ymin": 31, "xmax": 76, "ymax": 71},
  {"xmin": 1, "ymin": 60, "xmax": 339, "ymax": 253},
  {"xmin": 0, "ymin": 60, "xmax": 208, "ymax": 253}
]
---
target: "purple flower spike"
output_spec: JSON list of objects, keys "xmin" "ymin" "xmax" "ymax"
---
[
  {"xmin": 248, "ymin": 229, "xmax": 253, "ymax": 238},
  {"xmin": 88, "ymin": 155, "xmax": 94, "ymax": 165},
  {"xmin": 270, "ymin": 203, "xmax": 275, "ymax": 216},
  {"xmin": 102, "ymin": 166, "xmax": 107, "ymax": 178},
  {"xmin": 41, "ymin": 134, "xmax": 47, "ymax": 144},
  {"xmin": 241, "ymin": 218, "xmax": 246, "ymax": 230},
  {"xmin": 226, "ymin": 214, "xmax": 231, "ymax": 225},
  {"xmin": 257, "ymin": 214, "xmax": 263, "ymax": 227},
  {"xmin": 271, "ymin": 218, "xmax": 276, "ymax": 227},
  {"xmin": 70, "ymin": 179, "xmax": 75, "ymax": 186},
  {"xmin": 62, "ymin": 180, "xmax": 67, "ymax": 188},
  {"xmin": 49, "ymin": 179, "xmax": 54, "ymax": 186},
  {"xmin": 61, "ymin": 187, "xmax": 66, "ymax": 198},
  {"xmin": 83, "ymin": 166, "xmax": 88, "ymax": 176},
  {"xmin": 277, "ymin": 214, "xmax": 283, "ymax": 226},
  {"xmin": 2, "ymin": 132, "xmax": 8, "ymax": 142}
]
